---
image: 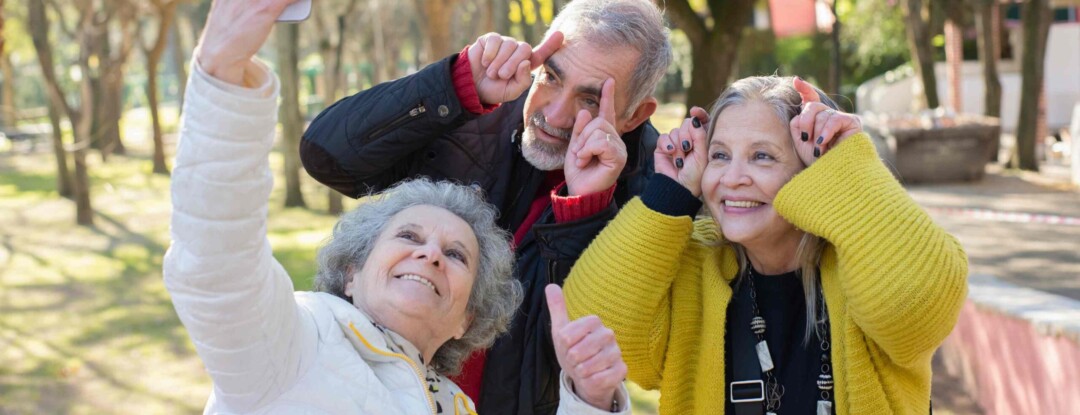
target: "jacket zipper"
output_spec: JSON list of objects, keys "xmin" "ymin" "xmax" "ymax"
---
[
  {"xmin": 368, "ymin": 104, "xmax": 427, "ymax": 141},
  {"xmin": 348, "ymin": 322, "xmax": 438, "ymax": 414}
]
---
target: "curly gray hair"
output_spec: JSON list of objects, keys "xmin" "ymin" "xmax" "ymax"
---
[
  {"xmin": 547, "ymin": 0, "xmax": 672, "ymax": 118},
  {"xmin": 314, "ymin": 178, "xmax": 521, "ymax": 375}
]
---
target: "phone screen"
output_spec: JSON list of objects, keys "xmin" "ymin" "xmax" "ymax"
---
[{"xmin": 278, "ymin": 0, "xmax": 312, "ymax": 22}]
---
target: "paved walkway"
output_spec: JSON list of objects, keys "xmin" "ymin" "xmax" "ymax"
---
[{"xmin": 906, "ymin": 163, "xmax": 1080, "ymax": 301}]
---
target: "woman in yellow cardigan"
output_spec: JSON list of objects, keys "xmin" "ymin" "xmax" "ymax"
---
[{"xmin": 563, "ymin": 76, "xmax": 968, "ymax": 414}]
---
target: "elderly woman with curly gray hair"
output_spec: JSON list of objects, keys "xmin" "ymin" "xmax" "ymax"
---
[{"xmin": 163, "ymin": 0, "xmax": 631, "ymax": 413}]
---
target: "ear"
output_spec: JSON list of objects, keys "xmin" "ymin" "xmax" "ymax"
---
[
  {"xmin": 454, "ymin": 313, "xmax": 474, "ymax": 340},
  {"xmin": 344, "ymin": 265, "xmax": 358, "ymax": 298},
  {"xmin": 617, "ymin": 96, "xmax": 657, "ymax": 134}
]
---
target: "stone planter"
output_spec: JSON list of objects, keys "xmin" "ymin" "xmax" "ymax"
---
[{"xmin": 865, "ymin": 114, "xmax": 1000, "ymax": 183}]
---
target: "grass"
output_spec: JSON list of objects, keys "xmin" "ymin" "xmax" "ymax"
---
[{"xmin": 0, "ymin": 104, "xmax": 685, "ymax": 414}]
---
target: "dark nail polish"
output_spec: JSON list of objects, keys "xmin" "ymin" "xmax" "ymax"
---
[
  {"xmin": 813, "ymin": 147, "xmax": 821, "ymax": 158},
  {"xmin": 816, "ymin": 135, "xmax": 824, "ymax": 145},
  {"xmin": 692, "ymin": 117, "xmax": 702, "ymax": 128},
  {"xmin": 675, "ymin": 158, "xmax": 684, "ymax": 169},
  {"xmin": 682, "ymin": 141, "xmax": 691, "ymax": 152},
  {"xmin": 801, "ymin": 132, "xmax": 808, "ymax": 142},
  {"xmin": 667, "ymin": 144, "xmax": 674, "ymax": 151}
]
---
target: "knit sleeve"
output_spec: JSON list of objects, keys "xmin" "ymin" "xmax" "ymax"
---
[
  {"xmin": 774, "ymin": 133, "xmax": 968, "ymax": 368},
  {"xmin": 563, "ymin": 197, "xmax": 697, "ymax": 389}
]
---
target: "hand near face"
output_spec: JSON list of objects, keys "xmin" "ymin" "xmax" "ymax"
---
[
  {"xmin": 654, "ymin": 106, "xmax": 710, "ymax": 197},
  {"xmin": 546, "ymin": 284, "xmax": 627, "ymax": 411},
  {"xmin": 468, "ymin": 31, "xmax": 564, "ymax": 105},
  {"xmin": 196, "ymin": 0, "xmax": 299, "ymax": 86},
  {"xmin": 564, "ymin": 79, "xmax": 628, "ymax": 196},
  {"xmin": 789, "ymin": 77, "xmax": 863, "ymax": 166}
]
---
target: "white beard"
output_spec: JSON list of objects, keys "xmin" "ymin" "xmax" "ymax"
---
[{"xmin": 520, "ymin": 125, "xmax": 567, "ymax": 171}]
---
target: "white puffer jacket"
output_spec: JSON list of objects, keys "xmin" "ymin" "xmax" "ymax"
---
[{"xmin": 163, "ymin": 59, "xmax": 629, "ymax": 415}]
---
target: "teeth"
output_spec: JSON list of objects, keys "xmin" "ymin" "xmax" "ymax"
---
[
  {"xmin": 398, "ymin": 274, "xmax": 438, "ymax": 295},
  {"xmin": 725, "ymin": 200, "xmax": 763, "ymax": 208}
]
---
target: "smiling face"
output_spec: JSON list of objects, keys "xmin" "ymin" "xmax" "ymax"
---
[
  {"xmin": 519, "ymin": 37, "xmax": 641, "ymax": 170},
  {"xmin": 700, "ymin": 101, "xmax": 806, "ymax": 250},
  {"xmin": 345, "ymin": 204, "xmax": 480, "ymax": 346}
]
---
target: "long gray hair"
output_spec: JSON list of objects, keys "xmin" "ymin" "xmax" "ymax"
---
[
  {"xmin": 314, "ymin": 178, "xmax": 521, "ymax": 375},
  {"xmin": 706, "ymin": 76, "xmax": 840, "ymax": 344},
  {"xmin": 546, "ymin": 0, "xmax": 672, "ymax": 118}
]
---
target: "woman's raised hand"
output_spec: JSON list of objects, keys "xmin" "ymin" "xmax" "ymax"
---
[
  {"xmin": 546, "ymin": 284, "xmax": 626, "ymax": 411},
  {"xmin": 654, "ymin": 106, "xmax": 710, "ymax": 197},
  {"xmin": 196, "ymin": 0, "xmax": 300, "ymax": 86},
  {"xmin": 789, "ymin": 77, "xmax": 863, "ymax": 166}
]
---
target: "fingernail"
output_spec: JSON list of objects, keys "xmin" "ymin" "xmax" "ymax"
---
[
  {"xmin": 692, "ymin": 117, "xmax": 702, "ymax": 128},
  {"xmin": 816, "ymin": 136, "xmax": 824, "ymax": 145},
  {"xmin": 667, "ymin": 144, "xmax": 674, "ymax": 151},
  {"xmin": 813, "ymin": 147, "xmax": 821, "ymax": 158},
  {"xmin": 801, "ymin": 132, "xmax": 808, "ymax": 142},
  {"xmin": 675, "ymin": 158, "xmax": 684, "ymax": 169},
  {"xmin": 682, "ymin": 141, "xmax": 690, "ymax": 152}
]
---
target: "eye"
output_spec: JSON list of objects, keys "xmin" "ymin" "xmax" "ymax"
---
[
  {"xmin": 710, "ymin": 151, "xmax": 729, "ymax": 161},
  {"xmin": 582, "ymin": 97, "xmax": 599, "ymax": 108},
  {"xmin": 445, "ymin": 249, "xmax": 468, "ymax": 265},
  {"xmin": 538, "ymin": 69, "xmax": 556, "ymax": 84},
  {"xmin": 753, "ymin": 151, "xmax": 775, "ymax": 161},
  {"xmin": 397, "ymin": 230, "xmax": 419, "ymax": 242}
]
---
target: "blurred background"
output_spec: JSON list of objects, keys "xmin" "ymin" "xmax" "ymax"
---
[{"xmin": 0, "ymin": 0, "xmax": 1078, "ymax": 413}]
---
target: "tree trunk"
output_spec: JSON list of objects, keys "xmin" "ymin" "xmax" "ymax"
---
[
  {"xmin": 170, "ymin": 7, "xmax": 190, "ymax": 114},
  {"xmin": 666, "ymin": 0, "xmax": 756, "ymax": 110},
  {"xmin": 418, "ymin": 0, "xmax": 459, "ymax": 59},
  {"xmin": 276, "ymin": 23, "xmax": 307, "ymax": 208},
  {"xmin": 976, "ymin": 0, "xmax": 1001, "ymax": 118},
  {"xmin": 47, "ymin": 94, "xmax": 74, "ymax": 198},
  {"xmin": 829, "ymin": 0, "xmax": 841, "ymax": 95},
  {"xmin": 0, "ymin": 53, "xmax": 15, "ymax": 127},
  {"xmin": 494, "ymin": 0, "xmax": 510, "ymax": 35},
  {"xmin": 901, "ymin": 0, "xmax": 940, "ymax": 110},
  {"xmin": 146, "ymin": 1, "xmax": 177, "ymax": 175},
  {"xmin": 1013, "ymin": 0, "xmax": 1050, "ymax": 171},
  {"xmin": 30, "ymin": 0, "xmax": 96, "ymax": 225}
]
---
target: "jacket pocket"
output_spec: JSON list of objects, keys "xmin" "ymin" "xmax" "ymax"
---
[{"xmin": 367, "ymin": 103, "xmax": 427, "ymax": 141}]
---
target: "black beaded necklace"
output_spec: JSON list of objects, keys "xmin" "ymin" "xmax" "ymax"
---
[{"xmin": 744, "ymin": 267, "xmax": 835, "ymax": 415}]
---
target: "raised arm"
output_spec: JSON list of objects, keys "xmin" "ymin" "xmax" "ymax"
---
[
  {"xmin": 300, "ymin": 32, "xmax": 563, "ymax": 197},
  {"xmin": 162, "ymin": 1, "xmax": 315, "ymax": 410}
]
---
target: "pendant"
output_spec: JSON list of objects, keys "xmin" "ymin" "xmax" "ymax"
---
[
  {"xmin": 767, "ymin": 412, "xmax": 778, "ymax": 415},
  {"xmin": 817, "ymin": 400, "xmax": 833, "ymax": 415},
  {"xmin": 755, "ymin": 340, "xmax": 775, "ymax": 372}
]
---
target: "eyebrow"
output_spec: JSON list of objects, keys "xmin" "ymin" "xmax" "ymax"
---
[{"xmin": 545, "ymin": 58, "xmax": 603, "ymax": 98}]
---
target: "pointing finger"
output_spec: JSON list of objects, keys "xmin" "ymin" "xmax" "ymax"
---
[
  {"xmin": 794, "ymin": 76, "xmax": 822, "ymax": 104},
  {"xmin": 530, "ymin": 31, "xmax": 564, "ymax": 69},
  {"xmin": 598, "ymin": 78, "xmax": 616, "ymax": 126}
]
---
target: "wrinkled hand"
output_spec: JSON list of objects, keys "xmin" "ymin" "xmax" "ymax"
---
[
  {"xmin": 467, "ymin": 31, "xmax": 563, "ymax": 105},
  {"xmin": 196, "ymin": 0, "xmax": 298, "ymax": 85},
  {"xmin": 789, "ymin": 77, "xmax": 863, "ymax": 166},
  {"xmin": 547, "ymin": 284, "xmax": 626, "ymax": 411},
  {"xmin": 654, "ymin": 106, "xmax": 710, "ymax": 197},
  {"xmin": 564, "ymin": 79, "xmax": 627, "ymax": 196}
]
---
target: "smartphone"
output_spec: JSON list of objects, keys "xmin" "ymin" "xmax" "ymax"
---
[{"xmin": 278, "ymin": 0, "xmax": 312, "ymax": 22}]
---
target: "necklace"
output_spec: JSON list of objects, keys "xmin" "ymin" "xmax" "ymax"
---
[{"xmin": 745, "ymin": 268, "xmax": 834, "ymax": 415}]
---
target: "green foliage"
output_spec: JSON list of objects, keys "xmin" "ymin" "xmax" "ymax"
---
[{"xmin": 839, "ymin": 0, "xmax": 911, "ymax": 86}]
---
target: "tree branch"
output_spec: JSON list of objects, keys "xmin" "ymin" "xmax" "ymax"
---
[{"xmin": 663, "ymin": 0, "xmax": 706, "ymax": 45}]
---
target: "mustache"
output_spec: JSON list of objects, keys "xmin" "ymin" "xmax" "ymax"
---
[{"xmin": 528, "ymin": 112, "xmax": 571, "ymax": 141}]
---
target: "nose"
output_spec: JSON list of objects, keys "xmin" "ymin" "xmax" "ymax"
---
[
  {"xmin": 719, "ymin": 161, "xmax": 752, "ymax": 188},
  {"xmin": 413, "ymin": 242, "xmax": 443, "ymax": 269},
  {"xmin": 541, "ymin": 94, "xmax": 576, "ymax": 130}
]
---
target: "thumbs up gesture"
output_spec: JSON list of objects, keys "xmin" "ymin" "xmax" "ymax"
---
[
  {"xmin": 546, "ymin": 284, "xmax": 627, "ymax": 410},
  {"xmin": 564, "ymin": 78, "xmax": 628, "ymax": 196}
]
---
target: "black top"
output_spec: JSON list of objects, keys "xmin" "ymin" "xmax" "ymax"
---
[{"xmin": 725, "ymin": 269, "xmax": 828, "ymax": 414}]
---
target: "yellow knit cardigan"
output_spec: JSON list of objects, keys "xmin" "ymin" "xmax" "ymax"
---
[{"xmin": 564, "ymin": 133, "xmax": 968, "ymax": 415}]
